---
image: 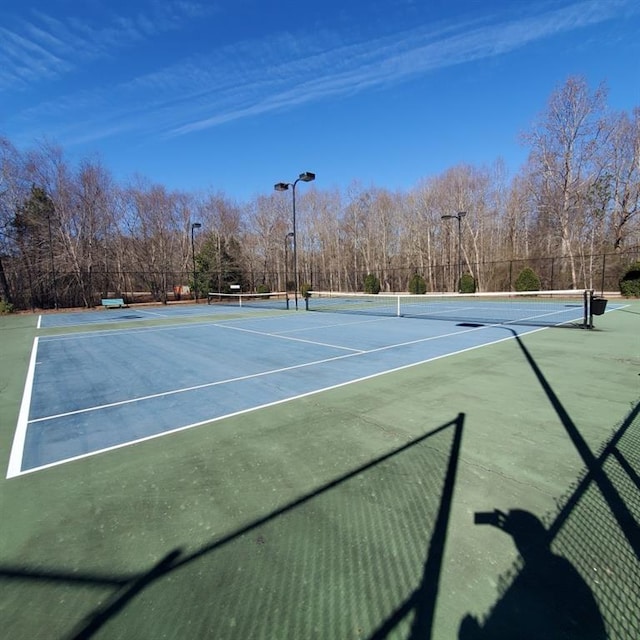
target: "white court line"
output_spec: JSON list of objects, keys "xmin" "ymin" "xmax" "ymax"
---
[
  {"xmin": 6, "ymin": 337, "xmax": 39, "ymax": 478},
  {"xmin": 10, "ymin": 327, "xmax": 540, "ymax": 478},
  {"xmin": 132, "ymin": 308, "xmax": 173, "ymax": 318},
  {"xmin": 271, "ymin": 315, "xmax": 391, "ymax": 335},
  {"xmin": 213, "ymin": 322, "xmax": 365, "ymax": 352}
]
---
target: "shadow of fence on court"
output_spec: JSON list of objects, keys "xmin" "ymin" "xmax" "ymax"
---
[
  {"xmin": 545, "ymin": 397, "xmax": 640, "ymax": 637},
  {"xmin": 1, "ymin": 414, "xmax": 465, "ymax": 640},
  {"xmin": 3, "ymin": 326, "xmax": 637, "ymax": 638},
  {"xmin": 461, "ymin": 327, "xmax": 639, "ymax": 638}
]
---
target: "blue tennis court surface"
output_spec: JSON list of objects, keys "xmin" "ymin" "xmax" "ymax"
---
[{"xmin": 9, "ymin": 300, "xmax": 619, "ymax": 477}]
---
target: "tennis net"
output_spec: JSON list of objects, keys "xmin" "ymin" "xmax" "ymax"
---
[
  {"xmin": 305, "ymin": 290, "xmax": 594, "ymax": 328},
  {"xmin": 207, "ymin": 291, "xmax": 290, "ymax": 310}
]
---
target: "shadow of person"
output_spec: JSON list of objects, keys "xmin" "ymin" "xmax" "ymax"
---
[{"xmin": 459, "ymin": 509, "xmax": 607, "ymax": 640}]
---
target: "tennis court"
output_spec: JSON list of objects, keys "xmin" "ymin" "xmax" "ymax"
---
[
  {"xmin": 11, "ymin": 290, "xmax": 603, "ymax": 476},
  {"xmin": 1, "ymin": 295, "xmax": 638, "ymax": 639}
]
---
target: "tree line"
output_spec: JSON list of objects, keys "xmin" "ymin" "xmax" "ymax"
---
[{"xmin": 0, "ymin": 76, "xmax": 638, "ymax": 311}]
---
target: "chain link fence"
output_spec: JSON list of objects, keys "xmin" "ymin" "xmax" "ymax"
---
[
  {"xmin": 2, "ymin": 248, "xmax": 638, "ymax": 310},
  {"xmin": 306, "ymin": 248, "xmax": 639, "ymax": 295}
]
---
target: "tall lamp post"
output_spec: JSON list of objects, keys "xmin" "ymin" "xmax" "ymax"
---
[
  {"xmin": 441, "ymin": 211, "xmax": 466, "ymax": 292},
  {"xmin": 46, "ymin": 207, "xmax": 58, "ymax": 309},
  {"xmin": 274, "ymin": 171, "xmax": 316, "ymax": 309},
  {"xmin": 284, "ymin": 232, "xmax": 294, "ymax": 309},
  {"xmin": 191, "ymin": 222, "xmax": 202, "ymax": 302}
]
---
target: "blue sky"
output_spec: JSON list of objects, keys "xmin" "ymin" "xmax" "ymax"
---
[{"xmin": 2, "ymin": 0, "xmax": 639, "ymax": 201}]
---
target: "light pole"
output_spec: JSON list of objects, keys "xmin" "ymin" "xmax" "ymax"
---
[
  {"xmin": 191, "ymin": 222, "xmax": 202, "ymax": 302},
  {"xmin": 284, "ymin": 232, "xmax": 294, "ymax": 309},
  {"xmin": 274, "ymin": 171, "xmax": 315, "ymax": 309},
  {"xmin": 46, "ymin": 205, "xmax": 58, "ymax": 309},
  {"xmin": 441, "ymin": 211, "xmax": 466, "ymax": 292}
]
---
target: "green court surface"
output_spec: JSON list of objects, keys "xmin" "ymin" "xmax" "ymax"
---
[{"xmin": 1, "ymin": 302, "xmax": 639, "ymax": 639}]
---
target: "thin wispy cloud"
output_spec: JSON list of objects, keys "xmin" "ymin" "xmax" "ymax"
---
[
  {"xmin": 3, "ymin": 0, "xmax": 636, "ymax": 147},
  {"xmin": 168, "ymin": 0, "xmax": 638, "ymax": 136},
  {"xmin": 0, "ymin": 1, "xmax": 212, "ymax": 91}
]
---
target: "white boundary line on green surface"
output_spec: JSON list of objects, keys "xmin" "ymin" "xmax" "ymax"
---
[{"xmin": 6, "ymin": 337, "xmax": 39, "ymax": 479}]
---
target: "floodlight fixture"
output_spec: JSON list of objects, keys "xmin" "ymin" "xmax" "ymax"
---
[
  {"xmin": 191, "ymin": 222, "xmax": 202, "ymax": 301},
  {"xmin": 441, "ymin": 212, "xmax": 467, "ymax": 292},
  {"xmin": 274, "ymin": 171, "xmax": 316, "ymax": 309}
]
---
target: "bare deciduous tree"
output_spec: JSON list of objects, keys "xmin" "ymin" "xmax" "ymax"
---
[
  {"xmin": 522, "ymin": 76, "xmax": 609, "ymax": 287},
  {"xmin": 0, "ymin": 77, "xmax": 637, "ymax": 310}
]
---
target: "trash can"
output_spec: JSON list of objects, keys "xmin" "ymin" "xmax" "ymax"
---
[{"xmin": 591, "ymin": 297, "xmax": 608, "ymax": 315}]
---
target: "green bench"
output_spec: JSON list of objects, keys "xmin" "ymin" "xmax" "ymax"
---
[{"xmin": 102, "ymin": 298, "xmax": 127, "ymax": 309}]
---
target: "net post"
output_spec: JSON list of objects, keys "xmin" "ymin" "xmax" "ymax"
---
[
  {"xmin": 586, "ymin": 289, "xmax": 593, "ymax": 329},
  {"xmin": 396, "ymin": 295, "xmax": 401, "ymax": 317}
]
